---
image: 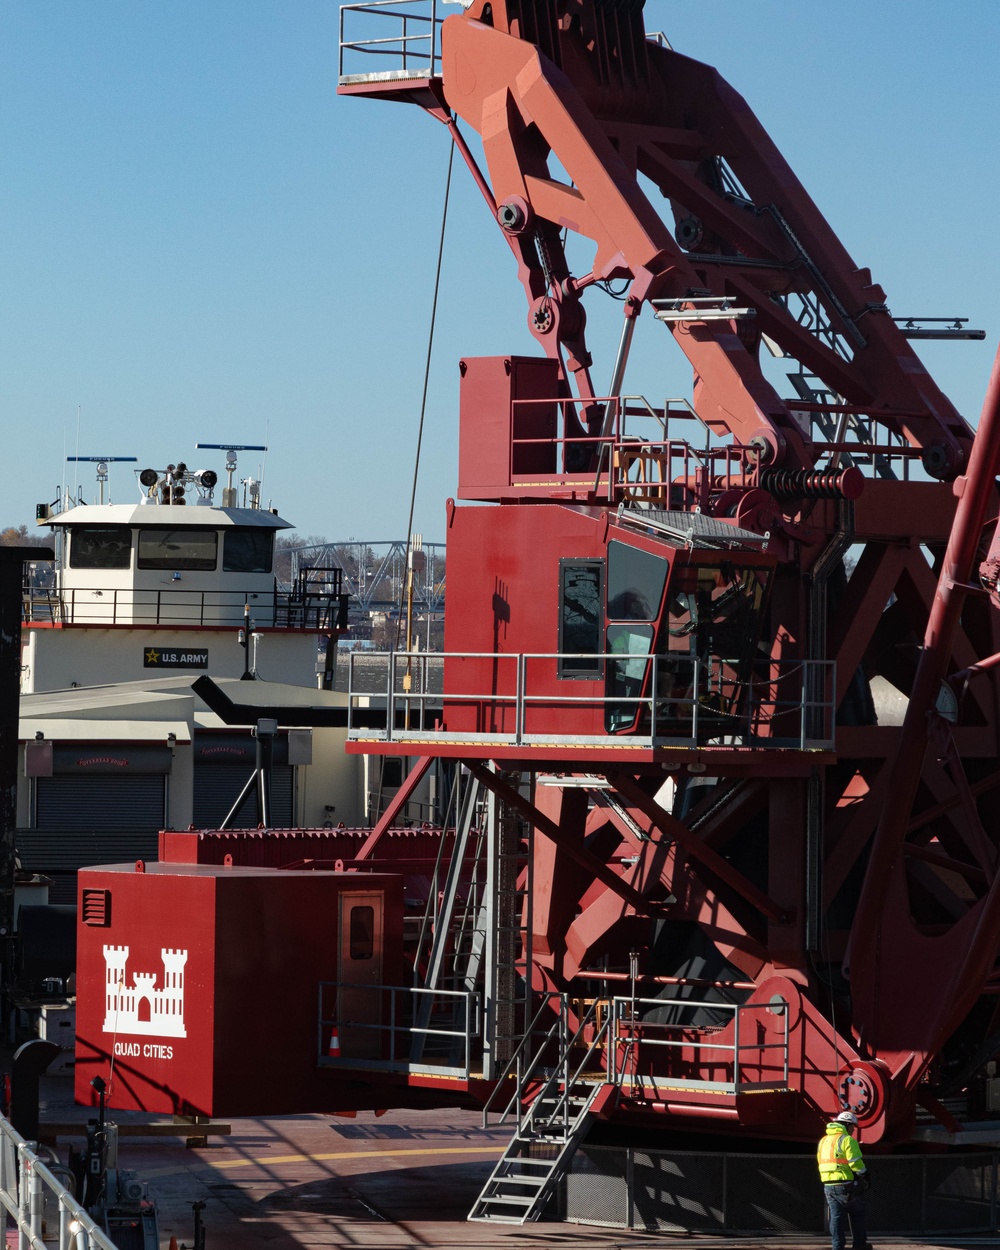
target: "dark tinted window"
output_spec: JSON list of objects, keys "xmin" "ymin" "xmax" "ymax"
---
[
  {"xmin": 559, "ymin": 559, "xmax": 603, "ymax": 678},
  {"xmin": 382, "ymin": 757, "xmax": 404, "ymax": 788},
  {"xmin": 138, "ymin": 528, "xmax": 218, "ymax": 571},
  {"xmin": 70, "ymin": 526, "xmax": 132, "ymax": 569},
  {"xmin": 349, "ymin": 905, "xmax": 375, "ymax": 960},
  {"xmin": 224, "ymin": 528, "xmax": 274, "ymax": 573},
  {"xmin": 607, "ymin": 541, "xmax": 668, "ymax": 621}
]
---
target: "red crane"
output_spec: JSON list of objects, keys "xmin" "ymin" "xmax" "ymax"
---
[
  {"xmin": 338, "ymin": 0, "xmax": 1000, "ymax": 1146},
  {"xmin": 72, "ymin": 2, "xmax": 1000, "ymax": 1210}
]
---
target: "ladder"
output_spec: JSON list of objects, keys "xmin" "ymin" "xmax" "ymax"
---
[
  {"xmin": 469, "ymin": 997, "xmax": 612, "ymax": 1224},
  {"xmin": 410, "ymin": 772, "xmax": 486, "ymax": 1065},
  {"xmin": 486, "ymin": 775, "xmax": 531, "ymax": 1076}
]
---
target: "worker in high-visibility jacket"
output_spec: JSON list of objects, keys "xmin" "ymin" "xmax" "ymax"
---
[{"xmin": 817, "ymin": 1110, "xmax": 872, "ymax": 1250}]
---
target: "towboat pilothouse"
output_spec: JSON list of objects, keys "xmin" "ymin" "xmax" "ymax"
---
[{"xmin": 15, "ymin": 448, "xmax": 355, "ymax": 904}]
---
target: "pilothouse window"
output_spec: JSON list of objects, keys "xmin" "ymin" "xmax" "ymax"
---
[
  {"xmin": 224, "ymin": 529, "xmax": 274, "ymax": 573},
  {"xmin": 138, "ymin": 528, "xmax": 218, "ymax": 571},
  {"xmin": 69, "ymin": 526, "xmax": 132, "ymax": 570}
]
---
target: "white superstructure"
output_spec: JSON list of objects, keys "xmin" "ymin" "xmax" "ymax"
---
[{"xmin": 23, "ymin": 456, "xmax": 344, "ymax": 692}]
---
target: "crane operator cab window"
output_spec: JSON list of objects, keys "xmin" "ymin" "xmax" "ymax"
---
[
  {"xmin": 605, "ymin": 542, "xmax": 668, "ymax": 732},
  {"xmin": 602, "ymin": 543, "xmax": 772, "ymax": 738},
  {"xmin": 659, "ymin": 561, "xmax": 771, "ymax": 738},
  {"xmin": 558, "ymin": 559, "xmax": 604, "ymax": 678}
]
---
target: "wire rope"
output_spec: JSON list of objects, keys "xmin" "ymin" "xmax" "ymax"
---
[
  {"xmin": 393, "ymin": 130, "xmax": 455, "ymax": 650},
  {"xmin": 375, "ymin": 133, "xmax": 455, "ymax": 826}
]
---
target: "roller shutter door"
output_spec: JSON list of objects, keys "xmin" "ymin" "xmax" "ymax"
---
[
  {"xmin": 192, "ymin": 764, "xmax": 294, "ymax": 829},
  {"xmin": 21, "ymin": 776, "xmax": 166, "ymax": 903},
  {"xmin": 35, "ymin": 775, "xmax": 166, "ymax": 829}
]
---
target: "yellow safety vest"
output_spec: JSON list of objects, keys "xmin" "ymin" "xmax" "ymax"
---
[{"xmin": 817, "ymin": 1125, "xmax": 862, "ymax": 1183}]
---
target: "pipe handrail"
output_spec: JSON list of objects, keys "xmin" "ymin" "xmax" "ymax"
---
[{"xmin": 0, "ymin": 1114, "xmax": 120, "ymax": 1250}]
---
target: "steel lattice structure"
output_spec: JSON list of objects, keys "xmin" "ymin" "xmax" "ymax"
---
[{"xmin": 288, "ymin": 539, "xmax": 445, "ymax": 623}]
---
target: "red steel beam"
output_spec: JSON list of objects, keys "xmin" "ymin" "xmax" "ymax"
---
[
  {"xmin": 607, "ymin": 771, "xmax": 785, "ymax": 923},
  {"xmin": 353, "ymin": 755, "xmax": 434, "ymax": 862}
]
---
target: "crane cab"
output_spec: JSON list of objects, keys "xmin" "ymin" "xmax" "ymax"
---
[{"xmin": 438, "ymin": 501, "xmax": 795, "ymax": 752}]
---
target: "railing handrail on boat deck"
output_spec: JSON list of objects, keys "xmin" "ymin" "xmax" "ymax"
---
[
  {"xmin": 22, "ymin": 579, "xmax": 348, "ymax": 631},
  {"xmin": 347, "ymin": 649, "xmax": 836, "ymax": 750},
  {"xmin": 0, "ymin": 1113, "xmax": 120, "ymax": 1249}
]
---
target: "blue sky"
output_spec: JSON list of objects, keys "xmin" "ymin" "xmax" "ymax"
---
[{"xmin": 2, "ymin": 2, "xmax": 998, "ymax": 543}]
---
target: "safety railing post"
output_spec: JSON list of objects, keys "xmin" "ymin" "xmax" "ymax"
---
[
  {"xmin": 0, "ymin": 1131, "xmax": 9, "ymax": 1203},
  {"xmin": 30, "ymin": 1156, "xmax": 44, "ymax": 1241},
  {"xmin": 800, "ymin": 670, "xmax": 808, "ymax": 749},
  {"xmin": 692, "ymin": 659, "xmax": 700, "ymax": 744},
  {"xmin": 746, "ymin": 670, "xmax": 754, "ymax": 746},
  {"xmin": 784, "ymin": 1004, "xmax": 789, "ymax": 1087},
  {"xmin": 317, "ymin": 984, "xmax": 322, "ymax": 1063},
  {"xmin": 431, "ymin": 0, "xmax": 438, "ymax": 75},
  {"xmin": 516, "ymin": 653, "xmax": 526, "ymax": 744},
  {"xmin": 733, "ymin": 1004, "xmax": 741, "ymax": 1093},
  {"xmin": 390, "ymin": 987, "xmax": 397, "ymax": 1062},
  {"xmin": 18, "ymin": 1148, "xmax": 29, "ymax": 1240},
  {"xmin": 386, "ymin": 650, "xmax": 395, "ymax": 743},
  {"xmin": 650, "ymin": 654, "xmax": 658, "ymax": 746}
]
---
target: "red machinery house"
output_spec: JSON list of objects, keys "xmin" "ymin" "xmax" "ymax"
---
[{"xmin": 75, "ymin": 861, "xmax": 402, "ymax": 1116}]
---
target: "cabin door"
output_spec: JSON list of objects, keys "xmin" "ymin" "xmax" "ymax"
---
[{"xmin": 337, "ymin": 893, "xmax": 384, "ymax": 1059}]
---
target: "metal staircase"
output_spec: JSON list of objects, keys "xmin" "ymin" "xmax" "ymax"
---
[{"xmin": 469, "ymin": 997, "xmax": 613, "ymax": 1224}]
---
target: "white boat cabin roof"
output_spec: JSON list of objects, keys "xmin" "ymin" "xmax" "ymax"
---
[{"xmin": 45, "ymin": 502, "xmax": 292, "ymax": 531}]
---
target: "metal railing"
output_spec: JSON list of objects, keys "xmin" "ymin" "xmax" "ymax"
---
[
  {"xmin": 318, "ymin": 981, "xmax": 480, "ymax": 1077},
  {"xmin": 485, "ymin": 991, "xmax": 789, "ymax": 1122},
  {"xmin": 339, "ymin": 0, "xmax": 443, "ymax": 84},
  {"xmin": 347, "ymin": 650, "xmax": 836, "ymax": 750},
  {"xmin": 482, "ymin": 992, "xmax": 569, "ymax": 1129},
  {"xmin": 22, "ymin": 579, "xmax": 347, "ymax": 631},
  {"xmin": 508, "ymin": 393, "xmax": 760, "ymax": 504},
  {"xmin": 0, "ymin": 1114, "xmax": 119, "ymax": 1249},
  {"xmin": 610, "ymin": 994, "xmax": 790, "ymax": 1094}
]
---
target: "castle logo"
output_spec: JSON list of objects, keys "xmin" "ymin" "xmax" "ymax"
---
[{"xmin": 103, "ymin": 945, "xmax": 188, "ymax": 1038}]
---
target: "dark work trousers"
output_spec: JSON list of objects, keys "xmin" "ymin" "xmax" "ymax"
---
[{"xmin": 824, "ymin": 1181, "xmax": 867, "ymax": 1250}]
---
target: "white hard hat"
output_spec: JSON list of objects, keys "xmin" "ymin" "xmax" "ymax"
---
[{"xmin": 835, "ymin": 1111, "xmax": 859, "ymax": 1126}]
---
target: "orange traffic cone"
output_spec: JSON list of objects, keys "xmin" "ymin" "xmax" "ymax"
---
[
  {"xmin": 168, "ymin": 1238, "xmax": 179, "ymax": 1250},
  {"xmin": 329, "ymin": 1027, "xmax": 341, "ymax": 1058}
]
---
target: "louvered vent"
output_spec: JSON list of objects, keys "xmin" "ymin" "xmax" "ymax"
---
[{"xmin": 82, "ymin": 889, "xmax": 111, "ymax": 927}]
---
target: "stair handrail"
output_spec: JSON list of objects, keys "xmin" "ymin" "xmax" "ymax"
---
[
  {"xmin": 523, "ymin": 998, "xmax": 611, "ymax": 1138},
  {"xmin": 481, "ymin": 992, "xmax": 566, "ymax": 1126}
]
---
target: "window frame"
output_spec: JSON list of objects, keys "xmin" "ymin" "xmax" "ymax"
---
[
  {"xmin": 137, "ymin": 527, "xmax": 219, "ymax": 571},
  {"xmin": 348, "ymin": 904, "xmax": 375, "ymax": 961},
  {"xmin": 557, "ymin": 557, "xmax": 605, "ymax": 680},
  {"xmin": 223, "ymin": 527, "xmax": 275, "ymax": 574},
  {"xmin": 69, "ymin": 525, "xmax": 133, "ymax": 570}
]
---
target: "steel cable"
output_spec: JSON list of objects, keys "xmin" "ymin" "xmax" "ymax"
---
[{"xmin": 393, "ymin": 130, "xmax": 455, "ymax": 651}]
